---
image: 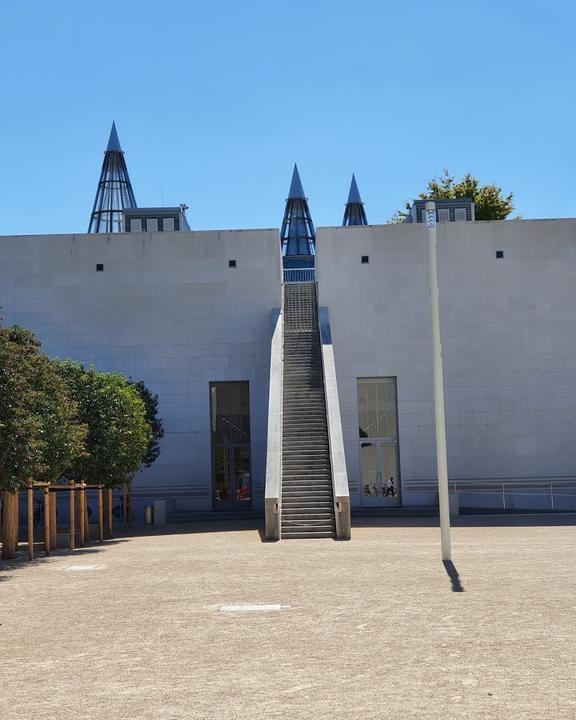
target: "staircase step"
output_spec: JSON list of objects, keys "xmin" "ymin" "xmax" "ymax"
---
[
  {"xmin": 282, "ymin": 504, "xmax": 334, "ymax": 511},
  {"xmin": 282, "ymin": 462, "xmax": 330, "ymax": 469},
  {"xmin": 280, "ymin": 528, "xmax": 334, "ymax": 540},
  {"xmin": 281, "ymin": 512, "xmax": 333, "ymax": 520},
  {"xmin": 282, "ymin": 486, "xmax": 333, "ymax": 494},
  {"xmin": 280, "ymin": 284, "xmax": 336, "ymax": 540}
]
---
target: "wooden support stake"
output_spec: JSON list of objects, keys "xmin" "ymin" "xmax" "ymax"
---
[
  {"xmin": 50, "ymin": 489, "xmax": 57, "ymax": 550},
  {"xmin": 97, "ymin": 486, "xmax": 104, "ymax": 543},
  {"xmin": 1, "ymin": 491, "xmax": 19, "ymax": 560},
  {"xmin": 69, "ymin": 482, "xmax": 75, "ymax": 550},
  {"xmin": 43, "ymin": 487, "xmax": 50, "ymax": 556},
  {"xmin": 107, "ymin": 488, "xmax": 113, "ymax": 538},
  {"xmin": 27, "ymin": 484, "xmax": 34, "ymax": 561},
  {"xmin": 78, "ymin": 484, "xmax": 86, "ymax": 546}
]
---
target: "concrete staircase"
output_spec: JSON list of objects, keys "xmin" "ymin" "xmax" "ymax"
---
[{"xmin": 281, "ymin": 283, "xmax": 335, "ymax": 539}]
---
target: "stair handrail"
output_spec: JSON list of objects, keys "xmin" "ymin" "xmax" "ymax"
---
[
  {"xmin": 318, "ymin": 305, "xmax": 351, "ymax": 540},
  {"xmin": 264, "ymin": 307, "xmax": 283, "ymax": 541}
]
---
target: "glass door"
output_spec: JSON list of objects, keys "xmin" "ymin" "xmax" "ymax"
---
[
  {"xmin": 213, "ymin": 445, "xmax": 252, "ymax": 508},
  {"xmin": 210, "ymin": 382, "xmax": 252, "ymax": 510},
  {"xmin": 360, "ymin": 441, "xmax": 400, "ymax": 506},
  {"xmin": 358, "ymin": 378, "xmax": 401, "ymax": 507}
]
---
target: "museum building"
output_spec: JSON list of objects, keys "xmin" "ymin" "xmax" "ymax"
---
[{"xmin": 1, "ymin": 124, "xmax": 576, "ymax": 539}]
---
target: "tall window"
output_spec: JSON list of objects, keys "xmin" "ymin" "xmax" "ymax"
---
[
  {"xmin": 357, "ymin": 377, "xmax": 398, "ymax": 439},
  {"xmin": 357, "ymin": 378, "xmax": 400, "ymax": 504}
]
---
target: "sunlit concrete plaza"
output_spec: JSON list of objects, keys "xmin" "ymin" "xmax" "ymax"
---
[{"xmin": 1, "ymin": 517, "xmax": 575, "ymax": 719}]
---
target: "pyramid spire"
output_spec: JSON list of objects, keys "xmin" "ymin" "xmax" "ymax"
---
[
  {"xmin": 343, "ymin": 173, "xmax": 368, "ymax": 226},
  {"xmin": 88, "ymin": 122, "xmax": 137, "ymax": 233},
  {"xmin": 288, "ymin": 164, "xmax": 306, "ymax": 199},
  {"xmin": 106, "ymin": 121, "xmax": 122, "ymax": 152},
  {"xmin": 280, "ymin": 165, "xmax": 315, "ymax": 264}
]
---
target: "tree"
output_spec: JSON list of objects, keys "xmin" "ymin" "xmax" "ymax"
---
[
  {"xmin": 0, "ymin": 326, "xmax": 86, "ymax": 559},
  {"xmin": 130, "ymin": 380, "xmax": 164, "ymax": 468},
  {"xmin": 58, "ymin": 362, "xmax": 150, "ymax": 488},
  {"xmin": 392, "ymin": 170, "xmax": 515, "ymax": 222}
]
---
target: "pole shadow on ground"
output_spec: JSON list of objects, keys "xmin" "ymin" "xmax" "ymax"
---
[{"xmin": 443, "ymin": 560, "xmax": 465, "ymax": 592}]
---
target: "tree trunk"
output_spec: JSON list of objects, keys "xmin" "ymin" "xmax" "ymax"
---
[{"xmin": 1, "ymin": 491, "xmax": 19, "ymax": 560}]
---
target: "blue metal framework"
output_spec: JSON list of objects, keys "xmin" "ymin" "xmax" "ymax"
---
[
  {"xmin": 280, "ymin": 165, "xmax": 315, "ymax": 266},
  {"xmin": 343, "ymin": 174, "xmax": 367, "ymax": 226},
  {"xmin": 88, "ymin": 122, "xmax": 137, "ymax": 233}
]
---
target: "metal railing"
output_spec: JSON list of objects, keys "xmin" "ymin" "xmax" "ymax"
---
[
  {"xmin": 405, "ymin": 478, "xmax": 576, "ymax": 511},
  {"xmin": 283, "ymin": 267, "xmax": 316, "ymax": 283}
]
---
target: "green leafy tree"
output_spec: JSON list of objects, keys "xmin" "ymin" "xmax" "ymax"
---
[
  {"xmin": 0, "ymin": 327, "xmax": 44, "ymax": 494},
  {"xmin": 130, "ymin": 380, "xmax": 164, "ymax": 468},
  {"xmin": 0, "ymin": 326, "xmax": 86, "ymax": 558},
  {"xmin": 392, "ymin": 170, "xmax": 515, "ymax": 222},
  {"xmin": 58, "ymin": 362, "xmax": 151, "ymax": 488}
]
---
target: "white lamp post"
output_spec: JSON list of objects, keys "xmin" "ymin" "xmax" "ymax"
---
[{"xmin": 425, "ymin": 201, "xmax": 452, "ymax": 561}]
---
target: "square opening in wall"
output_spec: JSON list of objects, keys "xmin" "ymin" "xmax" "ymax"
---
[
  {"xmin": 96, "ymin": 263, "xmax": 104, "ymax": 272},
  {"xmin": 361, "ymin": 255, "xmax": 369, "ymax": 264},
  {"xmin": 229, "ymin": 260, "xmax": 237, "ymax": 268},
  {"xmin": 496, "ymin": 251, "xmax": 504, "ymax": 259}
]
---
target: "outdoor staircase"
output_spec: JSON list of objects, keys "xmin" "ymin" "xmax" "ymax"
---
[{"xmin": 281, "ymin": 283, "xmax": 335, "ymax": 539}]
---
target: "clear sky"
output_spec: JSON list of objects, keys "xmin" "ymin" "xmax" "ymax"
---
[{"xmin": 0, "ymin": 0, "xmax": 574, "ymax": 235}]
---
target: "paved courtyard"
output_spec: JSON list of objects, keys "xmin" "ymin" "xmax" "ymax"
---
[{"xmin": 1, "ymin": 515, "xmax": 576, "ymax": 719}]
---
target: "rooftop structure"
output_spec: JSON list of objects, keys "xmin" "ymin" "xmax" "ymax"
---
[
  {"xmin": 280, "ymin": 164, "xmax": 316, "ymax": 267},
  {"xmin": 88, "ymin": 122, "xmax": 137, "ymax": 233},
  {"xmin": 123, "ymin": 205, "xmax": 190, "ymax": 232},
  {"xmin": 404, "ymin": 198, "xmax": 475, "ymax": 224},
  {"xmin": 342, "ymin": 174, "xmax": 368, "ymax": 226}
]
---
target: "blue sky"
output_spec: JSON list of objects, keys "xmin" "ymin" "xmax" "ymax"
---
[{"xmin": 0, "ymin": 0, "xmax": 574, "ymax": 235}]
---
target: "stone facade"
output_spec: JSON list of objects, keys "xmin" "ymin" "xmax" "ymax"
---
[
  {"xmin": 0, "ymin": 229, "xmax": 281, "ymax": 516},
  {"xmin": 316, "ymin": 219, "xmax": 576, "ymax": 509},
  {"xmin": 2, "ymin": 218, "xmax": 576, "ymax": 515}
]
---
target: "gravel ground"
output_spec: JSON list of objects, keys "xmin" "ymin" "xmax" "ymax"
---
[{"xmin": 1, "ymin": 515, "xmax": 575, "ymax": 719}]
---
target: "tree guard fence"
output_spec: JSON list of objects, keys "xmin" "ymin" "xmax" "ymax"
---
[{"xmin": 1, "ymin": 481, "xmax": 132, "ymax": 561}]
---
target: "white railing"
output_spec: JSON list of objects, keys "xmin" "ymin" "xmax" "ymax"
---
[
  {"xmin": 283, "ymin": 267, "xmax": 316, "ymax": 283},
  {"xmin": 264, "ymin": 309, "xmax": 283, "ymax": 541},
  {"xmin": 319, "ymin": 306, "xmax": 351, "ymax": 540},
  {"xmin": 405, "ymin": 479, "xmax": 576, "ymax": 512}
]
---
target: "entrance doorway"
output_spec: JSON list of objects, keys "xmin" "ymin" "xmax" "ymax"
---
[
  {"xmin": 357, "ymin": 377, "xmax": 401, "ymax": 506},
  {"xmin": 360, "ymin": 441, "xmax": 400, "ymax": 505},
  {"xmin": 210, "ymin": 382, "xmax": 252, "ymax": 510}
]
